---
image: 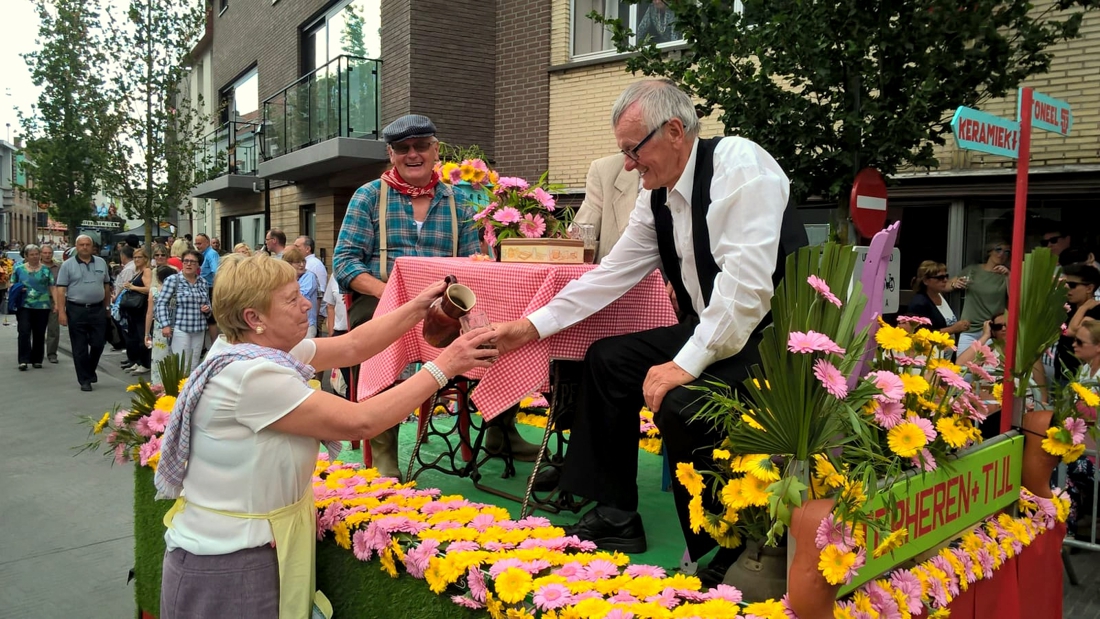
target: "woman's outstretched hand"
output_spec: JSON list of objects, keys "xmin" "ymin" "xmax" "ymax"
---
[
  {"xmin": 434, "ymin": 327, "xmax": 499, "ymax": 377},
  {"xmin": 410, "ymin": 280, "xmax": 448, "ymax": 316}
]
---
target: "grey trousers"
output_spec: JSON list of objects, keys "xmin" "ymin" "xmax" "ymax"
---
[
  {"xmin": 46, "ymin": 309, "xmax": 59, "ymax": 358},
  {"xmin": 160, "ymin": 546, "xmax": 279, "ymax": 619}
]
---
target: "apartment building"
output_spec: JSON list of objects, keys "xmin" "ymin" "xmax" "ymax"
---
[
  {"xmin": 0, "ymin": 139, "xmax": 38, "ymax": 245},
  {"xmin": 189, "ymin": 0, "xmax": 545, "ymax": 265},
  {"xmin": 545, "ymin": 0, "xmax": 1100, "ymax": 306}
]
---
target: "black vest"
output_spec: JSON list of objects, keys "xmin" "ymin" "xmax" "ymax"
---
[{"xmin": 650, "ymin": 137, "xmax": 808, "ymax": 321}]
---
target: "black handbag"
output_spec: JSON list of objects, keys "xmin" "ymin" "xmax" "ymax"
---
[{"xmin": 119, "ymin": 273, "xmax": 147, "ymax": 311}]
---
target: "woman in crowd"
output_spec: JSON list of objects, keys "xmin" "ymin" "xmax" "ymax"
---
[
  {"xmin": 282, "ymin": 247, "xmax": 319, "ymax": 338},
  {"xmin": 151, "ymin": 244, "xmax": 170, "ymax": 270},
  {"xmin": 958, "ymin": 313, "xmax": 1048, "ymax": 436},
  {"xmin": 1066, "ymin": 318, "xmax": 1100, "ymax": 532},
  {"xmin": 120, "ymin": 248, "xmax": 153, "ymax": 375},
  {"xmin": 955, "ymin": 239, "xmax": 1011, "ymax": 355},
  {"xmin": 145, "ymin": 264, "xmax": 180, "ymax": 385},
  {"xmin": 11, "ymin": 245, "xmax": 54, "ymax": 370},
  {"xmin": 233, "ymin": 242, "xmax": 252, "ymax": 256},
  {"xmin": 154, "ymin": 249, "xmax": 211, "ymax": 369},
  {"xmin": 906, "ymin": 260, "xmax": 971, "ymax": 337},
  {"xmin": 155, "ymin": 253, "xmax": 496, "ymax": 618}
]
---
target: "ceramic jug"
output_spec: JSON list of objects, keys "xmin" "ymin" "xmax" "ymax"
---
[{"xmin": 422, "ymin": 276, "xmax": 477, "ymax": 348}]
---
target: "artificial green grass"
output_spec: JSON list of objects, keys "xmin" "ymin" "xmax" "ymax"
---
[{"xmin": 132, "ymin": 417, "xmax": 689, "ymax": 617}]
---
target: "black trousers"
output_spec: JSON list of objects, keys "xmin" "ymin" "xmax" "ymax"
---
[
  {"xmin": 123, "ymin": 305, "xmax": 151, "ymax": 368},
  {"xmin": 559, "ymin": 321, "xmax": 762, "ymax": 561},
  {"xmin": 66, "ymin": 302, "xmax": 108, "ymax": 385},
  {"xmin": 16, "ymin": 307, "xmax": 51, "ymax": 364}
]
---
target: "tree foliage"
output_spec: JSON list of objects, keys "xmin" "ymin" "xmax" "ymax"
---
[
  {"xmin": 598, "ymin": 0, "xmax": 1099, "ymax": 212},
  {"xmin": 18, "ymin": 0, "xmax": 114, "ymax": 244},
  {"xmin": 101, "ymin": 0, "xmax": 206, "ymax": 247}
]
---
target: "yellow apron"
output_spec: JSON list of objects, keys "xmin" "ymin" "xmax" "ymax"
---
[{"xmin": 164, "ymin": 489, "xmax": 333, "ymax": 619}]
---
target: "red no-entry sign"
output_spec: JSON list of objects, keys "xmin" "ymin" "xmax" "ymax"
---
[{"xmin": 851, "ymin": 168, "xmax": 888, "ymax": 238}]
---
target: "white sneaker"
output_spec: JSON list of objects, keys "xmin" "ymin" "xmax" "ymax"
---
[{"xmin": 131, "ymin": 366, "xmax": 150, "ymax": 375}]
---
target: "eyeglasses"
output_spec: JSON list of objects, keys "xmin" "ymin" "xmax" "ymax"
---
[
  {"xmin": 1065, "ymin": 281, "xmax": 1086, "ymax": 290},
  {"xmin": 1074, "ymin": 337, "xmax": 1092, "ymax": 347},
  {"xmin": 929, "ymin": 274, "xmax": 949, "ymax": 281},
  {"xmin": 993, "ymin": 246, "xmax": 1010, "ymax": 253},
  {"xmin": 153, "ymin": 254, "xmax": 167, "ymax": 258},
  {"xmin": 1043, "ymin": 235, "xmax": 1064, "ymax": 246},
  {"xmin": 181, "ymin": 259, "xmax": 199, "ymax": 265},
  {"xmin": 390, "ymin": 139, "xmax": 437, "ymax": 155},
  {"xmin": 622, "ymin": 120, "xmax": 669, "ymax": 162},
  {"xmin": 991, "ymin": 322, "xmax": 1006, "ymax": 331}
]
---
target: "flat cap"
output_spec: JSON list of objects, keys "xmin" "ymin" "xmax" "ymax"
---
[{"xmin": 382, "ymin": 114, "xmax": 437, "ymax": 144}]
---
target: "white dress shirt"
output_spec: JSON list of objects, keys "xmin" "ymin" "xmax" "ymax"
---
[{"xmin": 527, "ymin": 137, "xmax": 789, "ymax": 378}]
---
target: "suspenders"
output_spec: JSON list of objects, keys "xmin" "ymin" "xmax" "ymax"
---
[{"xmin": 377, "ymin": 180, "xmax": 458, "ymax": 282}]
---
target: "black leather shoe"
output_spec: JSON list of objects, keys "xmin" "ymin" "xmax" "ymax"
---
[
  {"xmin": 32, "ymin": 363, "xmax": 42, "ymax": 368},
  {"xmin": 697, "ymin": 547, "xmax": 744, "ymax": 588},
  {"xmin": 532, "ymin": 465, "xmax": 561, "ymax": 492},
  {"xmin": 564, "ymin": 507, "xmax": 647, "ymax": 554},
  {"xmin": 80, "ymin": 383, "xmax": 93, "ymax": 392}
]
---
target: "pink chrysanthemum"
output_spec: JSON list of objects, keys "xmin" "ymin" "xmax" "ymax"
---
[
  {"xmin": 787, "ymin": 330, "xmax": 846, "ymax": 355},
  {"xmin": 867, "ymin": 370, "xmax": 906, "ymax": 402},
  {"xmin": 492, "ymin": 207, "xmax": 522, "ymax": 224},
  {"xmin": 807, "ymin": 274, "xmax": 843, "ymax": 307},
  {"xmin": 518, "ymin": 213, "xmax": 547, "ymax": 238},
  {"xmin": 532, "ymin": 583, "xmax": 572, "ymax": 611},
  {"xmin": 897, "ymin": 315, "xmax": 932, "ymax": 326},
  {"xmin": 813, "ymin": 358, "xmax": 849, "ymax": 398}
]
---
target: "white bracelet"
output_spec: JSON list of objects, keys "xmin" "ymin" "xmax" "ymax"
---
[{"xmin": 423, "ymin": 362, "xmax": 449, "ymax": 389}]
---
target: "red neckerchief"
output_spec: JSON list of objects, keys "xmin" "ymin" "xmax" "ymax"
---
[{"xmin": 381, "ymin": 167, "xmax": 441, "ymax": 198}]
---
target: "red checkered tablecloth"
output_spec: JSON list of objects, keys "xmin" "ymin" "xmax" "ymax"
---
[{"xmin": 358, "ymin": 257, "xmax": 677, "ymax": 420}]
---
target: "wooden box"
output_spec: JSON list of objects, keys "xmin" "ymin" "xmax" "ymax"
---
[{"xmin": 498, "ymin": 238, "xmax": 586, "ymax": 264}]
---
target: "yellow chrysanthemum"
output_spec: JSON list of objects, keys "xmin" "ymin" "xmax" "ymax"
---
[
  {"xmin": 873, "ymin": 528, "xmax": 909, "ymax": 558},
  {"xmin": 494, "ymin": 567, "xmax": 532, "ymax": 604},
  {"xmin": 741, "ymin": 412, "xmax": 766, "ymax": 431},
  {"xmin": 126, "ymin": 383, "xmax": 141, "ymax": 392},
  {"xmin": 887, "ymin": 422, "xmax": 928, "ymax": 458},
  {"xmin": 178, "ymin": 378, "xmax": 187, "ymax": 393},
  {"xmin": 1062, "ymin": 442, "xmax": 1087, "ymax": 464},
  {"xmin": 333, "ymin": 522, "xmax": 351, "ymax": 549},
  {"xmin": 936, "ymin": 416, "xmax": 971, "ymax": 449},
  {"xmin": 379, "ymin": 546, "xmax": 398, "ymax": 578},
  {"xmin": 739, "ymin": 454, "xmax": 781, "ymax": 483},
  {"xmin": 712, "ymin": 448, "xmax": 731, "ymax": 460},
  {"xmin": 145, "ymin": 451, "xmax": 160, "ymax": 471},
  {"xmin": 459, "ymin": 163, "xmax": 477, "ymax": 182},
  {"xmin": 154, "ymin": 395, "xmax": 177, "ymax": 413},
  {"xmin": 899, "ymin": 373, "xmax": 930, "ymax": 395},
  {"xmin": 876, "ymin": 321, "xmax": 913, "ymax": 352},
  {"xmin": 818, "ymin": 544, "xmax": 857, "ymax": 585},
  {"xmin": 742, "ymin": 599, "xmax": 787, "ymax": 619},
  {"xmin": 737, "ymin": 474, "xmax": 772, "ymax": 507},
  {"xmin": 1071, "ymin": 382, "xmax": 1100, "ymax": 407},
  {"xmin": 570, "ymin": 597, "xmax": 611, "ymax": 618},
  {"xmin": 991, "ymin": 382, "xmax": 1004, "ymax": 402},
  {"xmin": 688, "ymin": 494, "xmax": 707, "ymax": 533},
  {"xmin": 1041, "ymin": 426, "xmax": 1071, "ymax": 457},
  {"xmin": 675, "ymin": 462, "xmax": 705, "ymax": 497},
  {"xmin": 93, "ymin": 412, "xmax": 111, "ymax": 435}
]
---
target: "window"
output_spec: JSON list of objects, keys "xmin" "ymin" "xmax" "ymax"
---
[
  {"xmin": 218, "ymin": 0, "xmax": 228, "ymax": 14},
  {"xmin": 571, "ymin": 0, "xmax": 684, "ymax": 59},
  {"xmin": 300, "ymin": 204, "xmax": 316, "ymax": 242},
  {"xmin": 302, "ymin": 0, "xmax": 381, "ymax": 73},
  {"xmin": 219, "ymin": 68, "xmax": 259, "ymax": 124}
]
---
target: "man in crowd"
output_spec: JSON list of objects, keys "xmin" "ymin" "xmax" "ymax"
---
[
  {"xmin": 55, "ymin": 235, "xmax": 112, "ymax": 391},
  {"xmin": 111, "ymin": 246, "xmax": 136, "ymax": 355},
  {"xmin": 1042, "ymin": 224, "xmax": 1072, "ymax": 258},
  {"xmin": 265, "ymin": 229, "xmax": 287, "ymax": 258},
  {"xmin": 294, "ymin": 235, "xmax": 329, "ymax": 332},
  {"xmin": 494, "ymin": 80, "xmax": 804, "ymax": 581},
  {"xmin": 194, "ymin": 233, "xmax": 220, "ymax": 343},
  {"xmin": 211, "ymin": 237, "xmax": 224, "ymax": 255},
  {"xmin": 39, "ymin": 243, "xmax": 61, "ymax": 363},
  {"xmin": 572, "ymin": 153, "xmax": 639, "ymax": 264},
  {"xmin": 334, "ymin": 113, "xmax": 491, "ymax": 478}
]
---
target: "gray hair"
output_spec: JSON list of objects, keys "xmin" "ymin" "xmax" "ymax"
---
[
  {"xmin": 296, "ymin": 235, "xmax": 315, "ymax": 252},
  {"xmin": 76, "ymin": 234, "xmax": 94, "ymax": 244},
  {"xmin": 611, "ymin": 79, "xmax": 699, "ymax": 137},
  {"xmin": 23, "ymin": 243, "xmax": 41, "ymax": 256}
]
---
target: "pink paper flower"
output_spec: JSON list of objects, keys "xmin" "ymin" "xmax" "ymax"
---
[
  {"xmin": 867, "ymin": 370, "xmax": 906, "ymax": 402},
  {"xmin": 787, "ymin": 331, "xmax": 846, "ymax": 355},
  {"xmin": 807, "ymin": 275, "xmax": 842, "ymax": 307},
  {"xmin": 492, "ymin": 207, "xmax": 522, "ymax": 224},
  {"xmin": 813, "ymin": 358, "xmax": 849, "ymax": 398},
  {"xmin": 518, "ymin": 213, "xmax": 547, "ymax": 238},
  {"xmin": 532, "ymin": 583, "xmax": 572, "ymax": 611}
]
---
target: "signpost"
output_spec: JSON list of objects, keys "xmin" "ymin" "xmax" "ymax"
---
[
  {"xmin": 951, "ymin": 88, "xmax": 1073, "ymax": 433},
  {"xmin": 850, "ymin": 168, "xmax": 889, "ymax": 238}
]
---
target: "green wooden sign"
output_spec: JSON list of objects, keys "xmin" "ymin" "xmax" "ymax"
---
[{"xmin": 839, "ymin": 433, "xmax": 1024, "ymax": 594}]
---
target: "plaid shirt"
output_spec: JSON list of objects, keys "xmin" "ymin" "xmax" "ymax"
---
[
  {"xmin": 333, "ymin": 180, "xmax": 480, "ymax": 292},
  {"xmin": 154, "ymin": 273, "xmax": 211, "ymax": 334}
]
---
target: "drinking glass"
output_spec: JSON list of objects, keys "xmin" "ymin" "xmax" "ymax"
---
[
  {"xmin": 460, "ymin": 308, "xmax": 492, "ymax": 334},
  {"xmin": 569, "ymin": 222, "xmax": 598, "ymax": 263}
]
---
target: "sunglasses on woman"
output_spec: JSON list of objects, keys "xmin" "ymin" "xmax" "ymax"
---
[
  {"xmin": 1074, "ymin": 337, "xmax": 1093, "ymax": 347},
  {"xmin": 991, "ymin": 322, "xmax": 1006, "ymax": 331},
  {"xmin": 928, "ymin": 273, "xmax": 949, "ymax": 281}
]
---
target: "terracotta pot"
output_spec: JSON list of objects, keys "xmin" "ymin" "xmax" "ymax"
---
[
  {"xmin": 786, "ymin": 498, "xmax": 840, "ymax": 619},
  {"xmin": 422, "ymin": 278, "xmax": 476, "ymax": 348},
  {"xmin": 1021, "ymin": 409, "xmax": 1058, "ymax": 499}
]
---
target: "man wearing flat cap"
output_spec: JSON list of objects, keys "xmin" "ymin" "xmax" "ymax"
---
[{"xmin": 333, "ymin": 114, "xmax": 482, "ymax": 478}]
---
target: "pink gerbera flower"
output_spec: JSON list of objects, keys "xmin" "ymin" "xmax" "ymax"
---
[
  {"xmin": 518, "ymin": 213, "xmax": 547, "ymax": 238},
  {"xmin": 352, "ymin": 529, "xmax": 374, "ymax": 562},
  {"xmin": 147, "ymin": 409, "xmax": 170, "ymax": 434},
  {"xmin": 788, "ymin": 331, "xmax": 846, "ymax": 355},
  {"xmin": 897, "ymin": 315, "xmax": 932, "ymax": 326},
  {"xmin": 625, "ymin": 564, "xmax": 667, "ymax": 578},
  {"xmin": 1065, "ymin": 417, "xmax": 1088, "ymax": 445},
  {"xmin": 472, "ymin": 203, "xmax": 496, "ymax": 221},
  {"xmin": 815, "ymin": 514, "xmax": 856, "ymax": 552},
  {"xmin": 867, "ymin": 370, "xmax": 906, "ymax": 402},
  {"xmin": 532, "ymin": 583, "xmax": 572, "ymax": 611},
  {"xmin": 873, "ymin": 400, "xmax": 905, "ymax": 428},
  {"xmin": 138, "ymin": 436, "xmax": 161, "ymax": 466},
  {"xmin": 890, "ymin": 572, "xmax": 923, "ymax": 614},
  {"xmin": 935, "ymin": 366, "xmax": 971, "ymax": 392},
  {"xmin": 807, "ymin": 275, "xmax": 843, "ymax": 307},
  {"xmin": 492, "ymin": 207, "xmax": 522, "ymax": 224},
  {"xmin": 495, "ymin": 176, "xmax": 529, "ymax": 192},
  {"xmin": 965, "ymin": 362, "xmax": 995, "ymax": 383},
  {"xmin": 467, "ymin": 566, "xmax": 488, "ymax": 603},
  {"xmin": 527, "ymin": 187, "xmax": 556, "ymax": 210},
  {"xmin": 911, "ymin": 448, "xmax": 937, "ymax": 472},
  {"xmin": 450, "ymin": 595, "xmax": 483, "ymax": 610},
  {"xmin": 482, "ymin": 225, "xmax": 497, "ymax": 249},
  {"xmin": 704, "ymin": 584, "xmax": 743, "ymax": 604},
  {"xmin": 581, "ymin": 558, "xmax": 619, "ymax": 579},
  {"xmin": 813, "ymin": 359, "xmax": 849, "ymax": 398},
  {"xmin": 908, "ymin": 415, "xmax": 937, "ymax": 441},
  {"xmin": 134, "ymin": 416, "xmax": 157, "ymax": 438}
]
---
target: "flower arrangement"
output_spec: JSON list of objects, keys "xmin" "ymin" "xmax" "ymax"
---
[
  {"xmin": 1040, "ymin": 377, "xmax": 1099, "ymax": 463},
  {"xmin": 687, "ymin": 243, "xmax": 989, "ymax": 588},
  {"xmin": 473, "ymin": 173, "xmax": 567, "ymax": 249},
  {"xmin": 438, "ymin": 158, "xmax": 497, "ymax": 191},
  {"xmin": 79, "ymin": 354, "xmax": 190, "ymax": 469}
]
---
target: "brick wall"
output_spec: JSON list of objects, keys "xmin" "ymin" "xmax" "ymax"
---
[{"xmin": 494, "ymin": 0, "xmax": 552, "ymax": 180}]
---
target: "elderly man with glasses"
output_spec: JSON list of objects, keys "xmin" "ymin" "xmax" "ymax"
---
[
  {"xmin": 333, "ymin": 113, "xmax": 500, "ymax": 479},
  {"xmin": 493, "ymin": 79, "xmax": 806, "ymax": 583}
]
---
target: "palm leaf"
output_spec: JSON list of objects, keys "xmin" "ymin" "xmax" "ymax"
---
[{"xmin": 1012, "ymin": 248, "xmax": 1066, "ymax": 396}]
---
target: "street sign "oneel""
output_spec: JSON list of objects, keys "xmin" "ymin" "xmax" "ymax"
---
[
  {"xmin": 951, "ymin": 107, "xmax": 1020, "ymax": 159},
  {"xmin": 1018, "ymin": 88, "xmax": 1072, "ymax": 136}
]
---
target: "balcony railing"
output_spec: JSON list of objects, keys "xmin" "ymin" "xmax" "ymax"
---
[
  {"xmin": 196, "ymin": 120, "xmax": 261, "ymax": 181},
  {"xmin": 261, "ymin": 55, "xmax": 381, "ymax": 161}
]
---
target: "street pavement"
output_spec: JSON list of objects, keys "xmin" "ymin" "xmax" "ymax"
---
[
  {"xmin": 2, "ymin": 321, "xmax": 1100, "ymax": 617},
  {"xmin": 0, "ymin": 322, "xmax": 135, "ymax": 618}
]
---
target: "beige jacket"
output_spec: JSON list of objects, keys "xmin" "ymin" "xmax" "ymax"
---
[{"xmin": 572, "ymin": 153, "xmax": 640, "ymax": 263}]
